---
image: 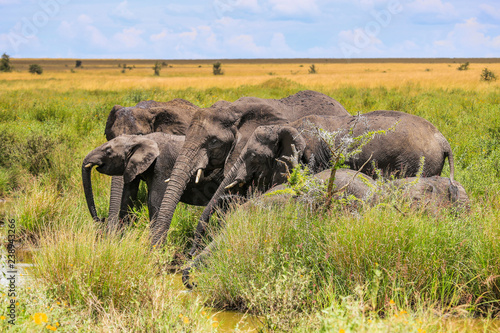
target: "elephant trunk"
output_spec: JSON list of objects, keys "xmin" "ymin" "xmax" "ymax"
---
[
  {"xmin": 82, "ymin": 163, "xmax": 100, "ymax": 222},
  {"xmin": 107, "ymin": 176, "xmax": 124, "ymax": 230},
  {"xmin": 189, "ymin": 156, "xmax": 244, "ymax": 257},
  {"xmin": 152, "ymin": 150, "xmax": 201, "ymax": 246}
]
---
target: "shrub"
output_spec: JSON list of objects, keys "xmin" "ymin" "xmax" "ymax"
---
[
  {"xmin": 457, "ymin": 62, "xmax": 469, "ymax": 71},
  {"xmin": 309, "ymin": 64, "xmax": 317, "ymax": 74},
  {"xmin": 28, "ymin": 64, "xmax": 43, "ymax": 75},
  {"xmin": 75, "ymin": 60, "xmax": 82, "ymax": 68},
  {"xmin": 153, "ymin": 62, "xmax": 161, "ymax": 76},
  {"xmin": 213, "ymin": 62, "xmax": 224, "ymax": 75},
  {"xmin": 0, "ymin": 53, "xmax": 12, "ymax": 72},
  {"xmin": 481, "ymin": 68, "xmax": 497, "ymax": 82}
]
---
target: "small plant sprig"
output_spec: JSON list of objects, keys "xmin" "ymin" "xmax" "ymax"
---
[
  {"xmin": 306, "ymin": 116, "xmax": 396, "ymax": 208},
  {"xmin": 308, "ymin": 64, "xmax": 317, "ymax": 74}
]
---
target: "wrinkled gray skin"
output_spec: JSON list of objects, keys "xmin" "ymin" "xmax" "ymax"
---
[
  {"xmin": 292, "ymin": 111, "xmax": 456, "ymax": 180},
  {"xmin": 153, "ymin": 90, "xmax": 349, "ymax": 246},
  {"xmin": 103, "ymin": 99, "xmax": 200, "ymax": 228},
  {"xmin": 82, "ymin": 133, "xmax": 223, "ymax": 227}
]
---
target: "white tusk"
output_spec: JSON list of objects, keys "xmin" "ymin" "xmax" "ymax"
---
[
  {"xmin": 195, "ymin": 169, "xmax": 203, "ymax": 184},
  {"xmin": 84, "ymin": 163, "xmax": 93, "ymax": 168},
  {"xmin": 225, "ymin": 181, "xmax": 239, "ymax": 190},
  {"xmin": 164, "ymin": 178, "xmax": 170, "ymax": 183}
]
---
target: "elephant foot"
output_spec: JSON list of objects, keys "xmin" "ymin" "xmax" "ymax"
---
[{"xmin": 182, "ymin": 266, "xmax": 197, "ymax": 290}]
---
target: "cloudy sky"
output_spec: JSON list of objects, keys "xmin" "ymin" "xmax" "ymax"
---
[{"xmin": 1, "ymin": 0, "xmax": 499, "ymax": 59}]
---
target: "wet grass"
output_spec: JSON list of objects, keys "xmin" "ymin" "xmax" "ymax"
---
[{"xmin": 0, "ymin": 64, "xmax": 499, "ymax": 331}]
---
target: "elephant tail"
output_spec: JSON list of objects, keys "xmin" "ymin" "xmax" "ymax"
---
[{"xmin": 443, "ymin": 137, "xmax": 459, "ymax": 203}]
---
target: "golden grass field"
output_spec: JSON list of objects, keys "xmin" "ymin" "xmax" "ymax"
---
[{"xmin": 3, "ymin": 58, "xmax": 500, "ymax": 92}]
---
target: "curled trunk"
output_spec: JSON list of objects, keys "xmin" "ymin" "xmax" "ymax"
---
[{"xmin": 183, "ymin": 157, "xmax": 244, "ymax": 288}]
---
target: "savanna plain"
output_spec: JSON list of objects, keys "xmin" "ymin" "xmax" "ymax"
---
[{"xmin": 1, "ymin": 59, "xmax": 500, "ymax": 332}]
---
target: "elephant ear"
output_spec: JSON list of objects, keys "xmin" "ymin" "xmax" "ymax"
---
[
  {"xmin": 123, "ymin": 137, "xmax": 160, "ymax": 183},
  {"xmin": 104, "ymin": 105, "xmax": 123, "ymax": 140},
  {"xmin": 277, "ymin": 126, "xmax": 306, "ymax": 164}
]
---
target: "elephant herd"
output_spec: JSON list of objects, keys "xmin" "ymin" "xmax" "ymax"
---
[{"xmin": 82, "ymin": 90, "xmax": 469, "ymax": 287}]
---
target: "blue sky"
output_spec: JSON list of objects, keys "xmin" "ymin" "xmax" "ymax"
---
[{"xmin": 1, "ymin": 0, "xmax": 499, "ymax": 59}]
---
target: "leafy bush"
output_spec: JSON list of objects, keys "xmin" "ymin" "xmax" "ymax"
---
[
  {"xmin": 0, "ymin": 53, "xmax": 12, "ymax": 72},
  {"xmin": 457, "ymin": 62, "xmax": 469, "ymax": 71},
  {"xmin": 213, "ymin": 62, "xmax": 224, "ymax": 75},
  {"xmin": 28, "ymin": 64, "xmax": 43, "ymax": 75},
  {"xmin": 75, "ymin": 60, "xmax": 82, "ymax": 68},
  {"xmin": 309, "ymin": 64, "xmax": 317, "ymax": 74},
  {"xmin": 481, "ymin": 68, "xmax": 497, "ymax": 82}
]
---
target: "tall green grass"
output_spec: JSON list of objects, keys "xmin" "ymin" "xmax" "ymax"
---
[{"xmin": 195, "ymin": 197, "xmax": 500, "ymax": 331}]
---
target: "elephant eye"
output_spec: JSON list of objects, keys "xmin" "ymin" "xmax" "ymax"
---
[{"xmin": 209, "ymin": 138, "xmax": 220, "ymax": 146}]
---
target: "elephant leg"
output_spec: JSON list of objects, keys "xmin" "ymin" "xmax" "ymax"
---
[
  {"xmin": 118, "ymin": 177, "xmax": 141, "ymax": 228},
  {"xmin": 182, "ymin": 230, "xmax": 223, "ymax": 289},
  {"xmin": 189, "ymin": 194, "xmax": 246, "ymax": 258},
  {"xmin": 107, "ymin": 176, "xmax": 124, "ymax": 230}
]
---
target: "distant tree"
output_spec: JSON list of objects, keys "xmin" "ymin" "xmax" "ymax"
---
[
  {"xmin": 0, "ymin": 53, "xmax": 13, "ymax": 72},
  {"xmin": 480, "ymin": 68, "xmax": 497, "ymax": 82},
  {"xmin": 213, "ymin": 62, "xmax": 223, "ymax": 75},
  {"xmin": 75, "ymin": 60, "xmax": 82, "ymax": 68},
  {"xmin": 29, "ymin": 64, "xmax": 43, "ymax": 75},
  {"xmin": 161, "ymin": 61, "xmax": 168, "ymax": 67},
  {"xmin": 153, "ymin": 62, "xmax": 161, "ymax": 76},
  {"xmin": 457, "ymin": 62, "xmax": 469, "ymax": 71},
  {"xmin": 308, "ymin": 64, "xmax": 317, "ymax": 74}
]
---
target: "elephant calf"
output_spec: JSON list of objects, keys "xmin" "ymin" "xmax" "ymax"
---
[{"xmin": 82, "ymin": 133, "xmax": 222, "ymax": 226}]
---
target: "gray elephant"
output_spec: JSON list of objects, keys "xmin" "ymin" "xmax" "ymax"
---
[
  {"xmin": 292, "ymin": 111, "xmax": 456, "ymax": 180},
  {"xmin": 153, "ymin": 90, "xmax": 349, "ymax": 246},
  {"xmin": 102, "ymin": 99, "xmax": 201, "ymax": 228},
  {"xmin": 82, "ymin": 133, "xmax": 223, "ymax": 226}
]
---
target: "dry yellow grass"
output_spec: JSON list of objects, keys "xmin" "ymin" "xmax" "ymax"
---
[{"xmin": 1, "ymin": 59, "xmax": 499, "ymax": 92}]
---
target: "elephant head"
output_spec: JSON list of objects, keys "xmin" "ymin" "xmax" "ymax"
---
[
  {"xmin": 104, "ymin": 99, "xmax": 199, "ymax": 140},
  {"xmin": 220, "ymin": 125, "xmax": 307, "ymax": 191},
  {"xmin": 103, "ymin": 99, "xmax": 199, "ymax": 227},
  {"xmin": 186, "ymin": 125, "xmax": 306, "ymax": 258},
  {"xmin": 82, "ymin": 135, "xmax": 160, "ymax": 222}
]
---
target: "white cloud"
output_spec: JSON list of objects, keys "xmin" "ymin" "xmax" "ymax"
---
[
  {"xmin": 113, "ymin": 27, "xmax": 145, "ymax": 49},
  {"xmin": 268, "ymin": 0, "xmax": 319, "ymax": 16},
  {"xmin": 77, "ymin": 14, "xmax": 93, "ymax": 25},
  {"xmin": 408, "ymin": 0, "xmax": 456, "ymax": 14},
  {"xmin": 434, "ymin": 17, "xmax": 500, "ymax": 54},
  {"xmin": 112, "ymin": 1, "xmax": 134, "ymax": 20},
  {"xmin": 57, "ymin": 21, "xmax": 76, "ymax": 39},
  {"xmin": 237, "ymin": 0, "xmax": 260, "ymax": 11},
  {"xmin": 86, "ymin": 25, "xmax": 108, "ymax": 48},
  {"xmin": 228, "ymin": 34, "xmax": 266, "ymax": 55},
  {"xmin": 479, "ymin": 4, "xmax": 500, "ymax": 20}
]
